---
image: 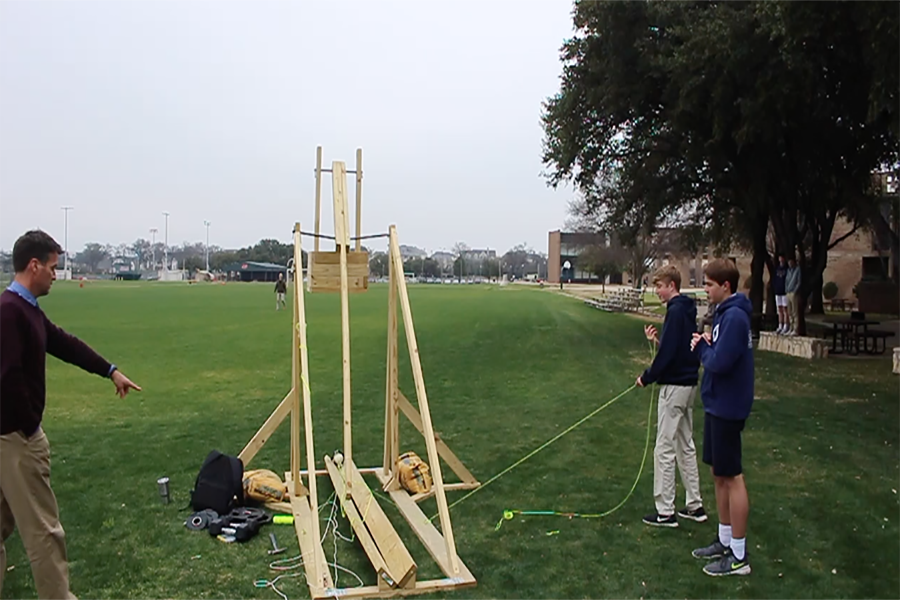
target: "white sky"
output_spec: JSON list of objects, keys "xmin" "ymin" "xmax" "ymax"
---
[{"xmin": 0, "ymin": 0, "xmax": 575, "ymax": 256}]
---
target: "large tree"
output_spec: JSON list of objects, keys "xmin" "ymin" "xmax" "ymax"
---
[
  {"xmin": 75, "ymin": 243, "xmax": 109, "ymax": 273},
  {"xmin": 542, "ymin": 0, "xmax": 898, "ymax": 333}
]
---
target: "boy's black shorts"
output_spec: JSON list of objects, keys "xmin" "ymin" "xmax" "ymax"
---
[{"xmin": 702, "ymin": 412, "xmax": 746, "ymax": 477}]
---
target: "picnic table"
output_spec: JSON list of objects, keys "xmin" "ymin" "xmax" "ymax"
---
[
  {"xmin": 828, "ymin": 298, "xmax": 857, "ymax": 312},
  {"xmin": 822, "ymin": 317, "xmax": 881, "ymax": 355}
]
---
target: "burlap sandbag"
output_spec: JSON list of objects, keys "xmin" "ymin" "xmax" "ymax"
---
[
  {"xmin": 397, "ymin": 452, "xmax": 432, "ymax": 494},
  {"xmin": 242, "ymin": 469, "xmax": 288, "ymax": 503}
]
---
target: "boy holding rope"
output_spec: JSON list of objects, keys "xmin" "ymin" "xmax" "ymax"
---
[{"xmin": 636, "ymin": 265, "xmax": 706, "ymax": 528}]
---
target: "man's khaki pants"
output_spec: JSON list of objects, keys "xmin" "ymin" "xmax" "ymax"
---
[
  {"xmin": 0, "ymin": 428, "xmax": 76, "ymax": 599},
  {"xmin": 654, "ymin": 385, "xmax": 703, "ymax": 516},
  {"xmin": 787, "ymin": 291, "xmax": 800, "ymax": 332}
]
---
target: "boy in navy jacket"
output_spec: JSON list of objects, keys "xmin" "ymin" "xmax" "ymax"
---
[
  {"xmin": 636, "ymin": 266, "xmax": 705, "ymax": 528},
  {"xmin": 690, "ymin": 258, "xmax": 754, "ymax": 576}
]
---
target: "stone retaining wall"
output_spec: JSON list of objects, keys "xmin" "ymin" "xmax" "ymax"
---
[{"xmin": 758, "ymin": 332, "xmax": 829, "ymax": 359}]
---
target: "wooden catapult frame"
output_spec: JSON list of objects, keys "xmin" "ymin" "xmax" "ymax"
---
[{"xmin": 237, "ymin": 147, "xmax": 479, "ymax": 599}]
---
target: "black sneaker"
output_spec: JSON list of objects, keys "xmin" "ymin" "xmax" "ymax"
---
[
  {"xmin": 692, "ymin": 538, "xmax": 730, "ymax": 559},
  {"xmin": 703, "ymin": 552, "xmax": 751, "ymax": 576},
  {"xmin": 677, "ymin": 506, "xmax": 708, "ymax": 522},
  {"xmin": 642, "ymin": 512, "xmax": 678, "ymax": 527}
]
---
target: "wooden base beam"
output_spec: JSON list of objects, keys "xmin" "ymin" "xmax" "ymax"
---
[
  {"xmin": 374, "ymin": 471, "xmax": 476, "ymax": 581},
  {"xmin": 289, "ymin": 493, "xmax": 333, "ymax": 593}
]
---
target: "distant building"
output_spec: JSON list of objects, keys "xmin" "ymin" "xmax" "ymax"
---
[
  {"xmin": 222, "ymin": 260, "xmax": 287, "ymax": 282},
  {"xmin": 460, "ymin": 249, "xmax": 496, "ymax": 262},
  {"xmin": 548, "ymin": 231, "xmax": 612, "ymax": 284},
  {"xmin": 430, "ymin": 251, "xmax": 455, "ymax": 271}
]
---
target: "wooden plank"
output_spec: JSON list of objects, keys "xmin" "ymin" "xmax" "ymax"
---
[
  {"xmin": 312, "ymin": 576, "xmax": 476, "ymax": 600},
  {"xmin": 383, "ymin": 255, "xmax": 394, "ymax": 476},
  {"xmin": 383, "ymin": 254, "xmax": 400, "ymax": 484},
  {"xmin": 333, "ymin": 165, "xmax": 353, "ymax": 489},
  {"xmin": 291, "ymin": 225, "xmax": 302, "ymax": 495},
  {"xmin": 311, "ymin": 146, "xmax": 323, "ymax": 292},
  {"xmin": 332, "ymin": 161, "xmax": 349, "ymax": 246},
  {"xmin": 290, "ymin": 494, "xmax": 333, "ymax": 593},
  {"xmin": 324, "ymin": 456, "xmax": 394, "ymax": 588},
  {"xmin": 294, "ymin": 225, "xmax": 324, "ymax": 562},
  {"xmin": 345, "ymin": 461, "xmax": 417, "ymax": 588},
  {"xmin": 314, "ymin": 146, "xmax": 323, "ymax": 253},
  {"xmin": 237, "ymin": 390, "xmax": 293, "ymax": 467},
  {"xmin": 310, "ymin": 250, "xmax": 369, "ymax": 293},
  {"xmin": 389, "ymin": 226, "xmax": 459, "ymax": 574},
  {"xmin": 355, "ymin": 148, "xmax": 363, "ymax": 252},
  {"xmin": 397, "ymin": 392, "xmax": 479, "ymax": 486},
  {"xmin": 264, "ymin": 500, "xmax": 293, "ymax": 514},
  {"xmin": 389, "ymin": 261, "xmax": 400, "ymax": 481},
  {"xmin": 374, "ymin": 470, "xmax": 475, "ymax": 582},
  {"xmin": 409, "ymin": 482, "xmax": 480, "ymax": 504}
]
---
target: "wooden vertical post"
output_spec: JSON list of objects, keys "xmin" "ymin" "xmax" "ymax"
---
[
  {"xmin": 389, "ymin": 225, "xmax": 459, "ymax": 574},
  {"xmin": 314, "ymin": 147, "xmax": 323, "ymax": 251},
  {"xmin": 383, "ymin": 248, "xmax": 400, "ymax": 482},
  {"xmin": 333, "ymin": 161, "xmax": 353, "ymax": 493},
  {"xmin": 293, "ymin": 224, "xmax": 324, "ymax": 578},
  {"xmin": 290, "ymin": 225, "xmax": 303, "ymax": 496},
  {"xmin": 355, "ymin": 148, "xmax": 363, "ymax": 252},
  {"xmin": 310, "ymin": 146, "xmax": 323, "ymax": 292}
]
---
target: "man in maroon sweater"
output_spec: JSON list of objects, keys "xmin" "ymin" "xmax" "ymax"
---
[{"xmin": 0, "ymin": 230, "xmax": 141, "ymax": 599}]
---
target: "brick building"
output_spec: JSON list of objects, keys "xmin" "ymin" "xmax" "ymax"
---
[{"xmin": 549, "ymin": 212, "xmax": 895, "ymax": 299}]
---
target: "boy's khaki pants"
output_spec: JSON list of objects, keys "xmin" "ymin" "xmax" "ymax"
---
[
  {"xmin": 0, "ymin": 428, "xmax": 76, "ymax": 600},
  {"xmin": 654, "ymin": 385, "xmax": 703, "ymax": 516}
]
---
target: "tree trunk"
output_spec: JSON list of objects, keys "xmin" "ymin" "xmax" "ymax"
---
[
  {"xmin": 809, "ymin": 277, "xmax": 825, "ymax": 314},
  {"xmin": 764, "ymin": 257, "xmax": 777, "ymax": 321},
  {"xmin": 749, "ymin": 221, "xmax": 769, "ymax": 335}
]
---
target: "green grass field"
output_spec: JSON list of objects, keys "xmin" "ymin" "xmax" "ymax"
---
[{"xmin": 3, "ymin": 281, "xmax": 898, "ymax": 599}]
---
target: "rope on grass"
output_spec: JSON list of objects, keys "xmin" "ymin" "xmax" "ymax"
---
[{"xmin": 428, "ymin": 340, "xmax": 658, "ymax": 527}]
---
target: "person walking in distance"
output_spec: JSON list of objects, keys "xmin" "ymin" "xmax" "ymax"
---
[
  {"xmin": 274, "ymin": 272, "xmax": 287, "ymax": 310},
  {"xmin": 690, "ymin": 258, "xmax": 754, "ymax": 576},
  {"xmin": 784, "ymin": 256, "xmax": 801, "ymax": 336},
  {"xmin": 0, "ymin": 230, "xmax": 142, "ymax": 599},
  {"xmin": 636, "ymin": 266, "xmax": 706, "ymax": 528}
]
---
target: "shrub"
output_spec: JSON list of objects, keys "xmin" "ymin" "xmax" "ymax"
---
[{"xmin": 823, "ymin": 281, "xmax": 839, "ymax": 300}]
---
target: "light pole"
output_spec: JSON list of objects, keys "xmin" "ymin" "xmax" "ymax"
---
[
  {"xmin": 162, "ymin": 212, "xmax": 170, "ymax": 271},
  {"xmin": 150, "ymin": 228, "xmax": 158, "ymax": 270},
  {"xmin": 204, "ymin": 220, "xmax": 211, "ymax": 271},
  {"xmin": 61, "ymin": 206, "xmax": 73, "ymax": 274}
]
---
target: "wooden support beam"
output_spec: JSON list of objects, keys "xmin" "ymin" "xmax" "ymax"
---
[
  {"xmin": 374, "ymin": 471, "xmax": 475, "ymax": 582},
  {"xmin": 238, "ymin": 390, "xmax": 293, "ymax": 468},
  {"xmin": 409, "ymin": 482, "xmax": 480, "ymax": 504},
  {"xmin": 290, "ymin": 494, "xmax": 333, "ymax": 593},
  {"xmin": 389, "ymin": 225, "xmax": 459, "ymax": 574},
  {"xmin": 397, "ymin": 392, "xmax": 479, "ymax": 486},
  {"xmin": 312, "ymin": 577, "xmax": 476, "ymax": 600},
  {"xmin": 355, "ymin": 148, "xmax": 363, "ymax": 252},
  {"xmin": 325, "ymin": 456, "xmax": 398, "ymax": 590},
  {"xmin": 333, "ymin": 162, "xmax": 353, "ymax": 492},
  {"xmin": 293, "ymin": 225, "xmax": 324, "ymax": 570},
  {"xmin": 291, "ymin": 225, "xmax": 302, "ymax": 495},
  {"xmin": 383, "ymin": 253, "xmax": 400, "ymax": 485},
  {"xmin": 344, "ymin": 460, "xmax": 417, "ymax": 589},
  {"xmin": 314, "ymin": 146, "xmax": 323, "ymax": 251}
]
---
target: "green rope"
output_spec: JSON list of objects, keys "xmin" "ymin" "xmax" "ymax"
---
[
  {"xmin": 427, "ymin": 340, "xmax": 658, "ymax": 528},
  {"xmin": 428, "ymin": 383, "xmax": 641, "ymax": 522},
  {"xmin": 495, "ymin": 378, "xmax": 655, "ymax": 528}
]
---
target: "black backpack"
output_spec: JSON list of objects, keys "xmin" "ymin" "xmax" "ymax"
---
[{"xmin": 190, "ymin": 451, "xmax": 244, "ymax": 514}]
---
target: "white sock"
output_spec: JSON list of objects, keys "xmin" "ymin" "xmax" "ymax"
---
[
  {"xmin": 718, "ymin": 523, "xmax": 732, "ymax": 547},
  {"xmin": 731, "ymin": 537, "xmax": 746, "ymax": 561}
]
